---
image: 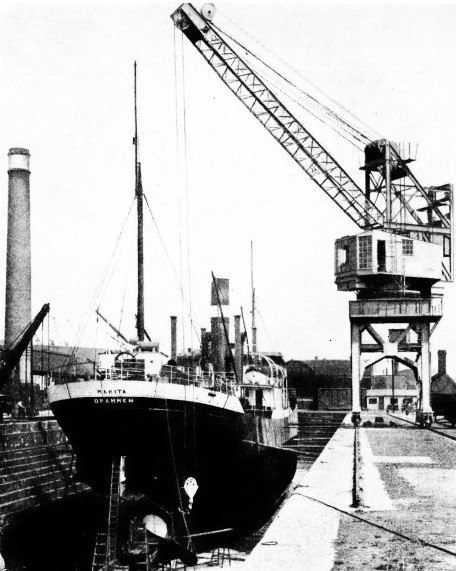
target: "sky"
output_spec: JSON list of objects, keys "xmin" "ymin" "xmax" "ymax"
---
[{"xmin": 1, "ymin": 0, "xmax": 456, "ymax": 374}]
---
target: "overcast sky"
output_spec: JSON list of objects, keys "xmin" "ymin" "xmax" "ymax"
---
[{"xmin": 1, "ymin": 0, "xmax": 455, "ymax": 374}]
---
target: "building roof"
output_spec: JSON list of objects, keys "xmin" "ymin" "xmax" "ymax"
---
[
  {"xmin": 431, "ymin": 372, "xmax": 456, "ymax": 395},
  {"xmin": 369, "ymin": 373, "xmax": 417, "ymax": 390},
  {"xmin": 300, "ymin": 359, "xmax": 351, "ymax": 379},
  {"xmin": 287, "ymin": 359, "xmax": 352, "ymax": 390}
]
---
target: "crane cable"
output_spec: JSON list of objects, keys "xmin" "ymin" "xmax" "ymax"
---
[
  {"xmin": 174, "ymin": 26, "xmax": 187, "ymax": 354},
  {"xmin": 212, "ymin": 17, "xmax": 381, "ymax": 146},
  {"xmin": 213, "ymin": 21, "xmax": 370, "ymax": 146},
  {"xmin": 214, "ymin": 9, "xmax": 382, "ymax": 141},
  {"xmin": 180, "ymin": 29, "xmax": 195, "ymax": 354},
  {"xmin": 246, "ymin": 62, "xmax": 367, "ymax": 152}
]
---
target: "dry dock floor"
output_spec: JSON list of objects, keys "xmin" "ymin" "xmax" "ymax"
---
[{"xmin": 233, "ymin": 412, "xmax": 456, "ymax": 571}]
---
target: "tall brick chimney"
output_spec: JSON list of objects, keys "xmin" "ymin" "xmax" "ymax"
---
[
  {"xmin": 4, "ymin": 148, "xmax": 32, "ymax": 397},
  {"xmin": 438, "ymin": 350, "xmax": 447, "ymax": 375}
]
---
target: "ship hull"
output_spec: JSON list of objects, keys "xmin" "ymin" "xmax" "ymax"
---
[{"xmin": 49, "ymin": 380, "xmax": 297, "ymax": 543}]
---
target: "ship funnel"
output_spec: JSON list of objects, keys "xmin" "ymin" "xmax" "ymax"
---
[
  {"xmin": 210, "ymin": 317, "xmax": 230, "ymax": 372},
  {"xmin": 4, "ymin": 148, "xmax": 32, "ymax": 397}
]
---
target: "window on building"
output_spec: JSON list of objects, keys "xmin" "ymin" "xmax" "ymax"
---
[
  {"xmin": 368, "ymin": 398, "xmax": 378, "ymax": 405},
  {"xmin": 358, "ymin": 235, "xmax": 372, "ymax": 270},
  {"xmin": 402, "ymin": 239, "xmax": 413, "ymax": 256}
]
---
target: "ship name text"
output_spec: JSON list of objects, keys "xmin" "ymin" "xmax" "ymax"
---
[{"xmin": 94, "ymin": 398, "xmax": 134, "ymax": 404}]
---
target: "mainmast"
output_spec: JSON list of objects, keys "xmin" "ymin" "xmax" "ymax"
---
[
  {"xmin": 134, "ymin": 62, "xmax": 145, "ymax": 342},
  {"xmin": 251, "ymin": 241, "xmax": 257, "ymax": 353}
]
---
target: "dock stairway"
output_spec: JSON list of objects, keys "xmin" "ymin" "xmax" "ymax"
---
[
  {"xmin": 92, "ymin": 456, "xmax": 123, "ymax": 571},
  {"xmin": 286, "ymin": 411, "xmax": 347, "ymax": 467}
]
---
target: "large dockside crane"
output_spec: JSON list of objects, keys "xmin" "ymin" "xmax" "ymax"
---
[{"xmin": 171, "ymin": 4, "xmax": 453, "ymax": 426}]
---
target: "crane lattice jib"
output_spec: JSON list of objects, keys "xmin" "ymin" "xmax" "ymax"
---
[
  {"xmin": 171, "ymin": 4, "xmax": 384, "ymax": 230},
  {"xmin": 389, "ymin": 145, "xmax": 449, "ymax": 229}
]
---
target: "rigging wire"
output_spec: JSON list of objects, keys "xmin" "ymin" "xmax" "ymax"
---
[
  {"xmin": 60, "ymin": 198, "xmax": 136, "ymax": 370},
  {"xmin": 143, "ymin": 194, "xmax": 201, "ymax": 345},
  {"xmin": 257, "ymin": 309, "xmax": 275, "ymax": 351},
  {"xmin": 180, "ymin": 30, "xmax": 195, "ymax": 354},
  {"xmin": 174, "ymin": 26, "xmax": 187, "ymax": 355},
  {"xmin": 118, "ymin": 235, "xmax": 136, "ymax": 334}
]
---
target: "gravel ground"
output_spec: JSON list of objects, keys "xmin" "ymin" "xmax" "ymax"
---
[{"xmin": 332, "ymin": 425, "xmax": 456, "ymax": 570}]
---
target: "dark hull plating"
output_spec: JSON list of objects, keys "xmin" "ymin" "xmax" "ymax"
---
[{"xmin": 51, "ymin": 395, "xmax": 297, "ymax": 541}]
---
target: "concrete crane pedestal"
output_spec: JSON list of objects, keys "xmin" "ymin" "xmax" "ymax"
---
[{"xmin": 349, "ymin": 297, "xmax": 442, "ymax": 424}]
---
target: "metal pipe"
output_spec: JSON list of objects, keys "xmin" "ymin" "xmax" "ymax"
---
[
  {"xmin": 234, "ymin": 315, "xmax": 242, "ymax": 383},
  {"xmin": 170, "ymin": 316, "xmax": 177, "ymax": 360}
]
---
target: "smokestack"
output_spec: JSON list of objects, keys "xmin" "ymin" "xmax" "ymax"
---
[
  {"xmin": 170, "ymin": 316, "xmax": 177, "ymax": 361},
  {"xmin": 211, "ymin": 316, "xmax": 229, "ymax": 372},
  {"xmin": 4, "ymin": 148, "xmax": 32, "ymax": 395},
  {"xmin": 201, "ymin": 328, "xmax": 208, "ymax": 367},
  {"xmin": 438, "ymin": 350, "xmax": 447, "ymax": 375},
  {"xmin": 234, "ymin": 315, "xmax": 242, "ymax": 382}
]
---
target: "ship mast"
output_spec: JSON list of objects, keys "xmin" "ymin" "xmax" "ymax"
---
[
  {"xmin": 134, "ymin": 62, "xmax": 145, "ymax": 342},
  {"xmin": 251, "ymin": 240, "xmax": 257, "ymax": 353}
]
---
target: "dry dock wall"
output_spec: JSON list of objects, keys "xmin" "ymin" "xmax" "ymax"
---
[{"xmin": 0, "ymin": 419, "xmax": 85, "ymax": 525}]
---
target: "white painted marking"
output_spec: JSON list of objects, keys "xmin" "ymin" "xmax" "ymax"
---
[
  {"xmin": 374, "ymin": 456, "xmax": 434, "ymax": 464},
  {"xmin": 358, "ymin": 430, "xmax": 394, "ymax": 511},
  {"xmin": 243, "ymin": 424, "xmax": 354, "ymax": 571}
]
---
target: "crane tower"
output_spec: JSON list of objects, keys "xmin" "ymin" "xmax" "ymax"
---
[{"xmin": 171, "ymin": 3, "xmax": 453, "ymax": 426}]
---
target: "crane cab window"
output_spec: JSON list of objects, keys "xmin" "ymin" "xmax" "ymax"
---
[
  {"xmin": 377, "ymin": 240, "xmax": 386, "ymax": 272},
  {"xmin": 402, "ymin": 239, "xmax": 414, "ymax": 256},
  {"xmin": 337, "ymin": 245, "xmax": 349, "ymax": 270},
  {"xmin": 358, "ymin": 235, "xmax": 372, "ymax": 270}
]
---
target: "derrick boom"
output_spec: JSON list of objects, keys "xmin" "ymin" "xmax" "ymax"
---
[{"xmin": 0, "ymin": 303, "xmax": 50, "ymax": 391}]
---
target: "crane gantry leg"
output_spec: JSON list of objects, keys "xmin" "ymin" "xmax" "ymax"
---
[{"xmin": 349, "ymin": 298, "xmax": 441, "ymax": 427}]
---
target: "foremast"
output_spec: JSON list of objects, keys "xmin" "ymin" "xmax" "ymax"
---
[{"xmin": 134, "ymin": 62, "xmax": 145, "ymax": 342}]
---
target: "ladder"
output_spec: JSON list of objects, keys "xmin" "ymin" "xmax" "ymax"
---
[
  {"xmin": 92, "ymin": 456, "xmax": 123, "ymax": 570},
  {"xmin": 128, "ymin": 522, "xmax": 157, "ymax": 571}
]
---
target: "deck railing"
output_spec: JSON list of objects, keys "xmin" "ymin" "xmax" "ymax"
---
[
  {"xmin": 50, "ymin": 363, "xmax": 237, "ymax": 395},
  {"xmin": 349, "ymin": 297, "xmax": 443, "ymax": 320}
]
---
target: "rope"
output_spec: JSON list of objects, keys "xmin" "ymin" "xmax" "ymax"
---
[
  {"xmin": 293, "ymin": 491, "xmax": 456, "ymax": 558},
  {"xmin": 60, "ymin": 198, "xmax": 136, "ymax": 371}
]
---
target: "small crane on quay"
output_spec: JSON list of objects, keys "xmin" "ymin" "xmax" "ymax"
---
[{"xmin": 171, "ymin": 3, "xmax": 453, "ymax": 427}]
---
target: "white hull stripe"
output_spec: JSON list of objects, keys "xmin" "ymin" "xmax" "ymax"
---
[{"xmin": 48, "ymin": 380, "xmax": 244, "ymax": 414}]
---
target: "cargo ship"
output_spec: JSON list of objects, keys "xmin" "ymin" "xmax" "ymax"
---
[{"xmin": 47, "ymin": 65, "xmax": 297, "ymax": 569}]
